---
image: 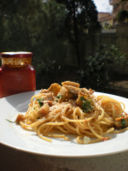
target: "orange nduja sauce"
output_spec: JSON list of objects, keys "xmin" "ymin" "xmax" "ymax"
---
[{"xmin": 0, "ymin": 52, "xmax": 36, "ymax": 98}]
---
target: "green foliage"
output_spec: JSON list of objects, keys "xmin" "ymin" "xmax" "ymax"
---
[
  {"xmin": 79, "ymin": 45, "xmax": 127, "ymax": 90},
  {"xmin": 37, "ymin": 98, "xmax": 44, "ymax": 107},
  {"xmin": 117, "ymin": 10, "xmax": 128, "ymax": 23},
  {"xmin": 56, "ymin": 0, "xmax": 99, "ymax": 34},
  {"xmin": 0, "ymin": 0, "xmax": 44, "ymax": 49},
  {"xmin": 103, "ymin": 23, "xmax": 113, "ymax": 30},
  {"xmin": 31, "ymin": 0, "xmax": 67, "ymax": 74},
  {"xmin": 0, "ymin": 0, "xmax": 41, "ymax": 50},
  {"xmin": 55, "ymin": 0, "xmax": 100, "ymax": 65}
]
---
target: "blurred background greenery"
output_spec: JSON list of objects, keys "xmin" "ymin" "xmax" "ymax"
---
[{"xmin": 0, "ymin": 0, "xmax": 128, "ymax": 96}]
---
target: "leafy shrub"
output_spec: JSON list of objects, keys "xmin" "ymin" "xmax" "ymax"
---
[
  {"xmin": 79, "ymin": 45, "xmax": 127, "ymax": 90},
  {"xmin": 117, "ymin": 10, "xmax": 128, "ymax": 23}
]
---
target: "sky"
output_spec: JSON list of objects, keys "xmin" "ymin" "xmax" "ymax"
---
[{"xmin": 93, "ymin": 0, "xmax": 113, "ymax": 13}]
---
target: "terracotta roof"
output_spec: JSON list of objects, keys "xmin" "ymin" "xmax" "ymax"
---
[{"xmin": 98, "ymin": 12, "xmax": 113, "ymax": 22}]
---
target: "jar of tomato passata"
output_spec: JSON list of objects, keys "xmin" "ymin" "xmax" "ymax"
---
[{"xmin": 0, "ymin": 52, "xmax": 36, "ymax": 98}]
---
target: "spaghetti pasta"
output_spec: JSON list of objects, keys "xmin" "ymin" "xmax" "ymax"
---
[{"xmin": 16, "ymin": 81, "xmax": 128, "ymax": 144}]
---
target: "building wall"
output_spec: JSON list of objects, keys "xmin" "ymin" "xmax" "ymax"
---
[
  {"xmin": 110, "ymin": 0, "xmax": 128, "ymax": 24},
  {"xmin": 98, "ymin": 12, "xmax": 113, "ymax": 28}
]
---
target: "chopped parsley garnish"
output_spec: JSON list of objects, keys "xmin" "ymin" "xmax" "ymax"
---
[
  {"xmin": 56, "ymin": 94, "xmax": 63, "ymax": 99},
  {"xmin": 80, "ymin": 96, "xmax": 93, "ymax": 113},
  {"xmin": 37, "ymin": 98, "xmax": 44, "ymax": 107},
  {"xmin": 121, "ymin": 118, "xmax": 126, "ymax": 128},
  {"xmin": 80, "ymin": 96, "xmax": 85, "ymax": 101},
  {"xmin": 6, "ymin": 119, "xmax": 15, "ymax": 123}
]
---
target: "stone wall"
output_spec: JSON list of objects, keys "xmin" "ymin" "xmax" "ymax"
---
[
  {"xmin": 88, "ymin": 25, "xmax": 128, "ymax": 57},
  {"xmin": 83, "ymin": 24, "xmax": 128, "ymax": 63},
  {"xmin": 51, "ymin": 24, "xmax": 128, "ymax": 71}
]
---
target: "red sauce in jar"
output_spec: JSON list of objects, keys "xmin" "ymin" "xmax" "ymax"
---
[{"xmin": 0, "ymin": 52, "xmax": 36, "ymax": 98}]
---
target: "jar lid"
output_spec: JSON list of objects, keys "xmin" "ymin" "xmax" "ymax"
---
[{"xmin": 0, "ymin": 52, "xmax": 32, "ymax": 58}]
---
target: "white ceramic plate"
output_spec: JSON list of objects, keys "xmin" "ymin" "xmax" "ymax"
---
[{"xmin": 0, "ymin": 91, "xmax": 128, "ymax": 158}]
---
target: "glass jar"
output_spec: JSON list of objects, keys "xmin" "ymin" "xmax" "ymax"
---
[{"xmin": 0, "ymin": 52, "xmax": 36, "ymax": 98}]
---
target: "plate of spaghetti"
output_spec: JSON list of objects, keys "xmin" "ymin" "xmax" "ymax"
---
[{"xmin": 0, "ymin": 81, "xmax": 128, "ymax": 158}]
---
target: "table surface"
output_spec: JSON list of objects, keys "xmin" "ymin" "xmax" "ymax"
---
[{"xmin": 1, "ymin": 143, "xmax": 128, "ymax": 171}]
